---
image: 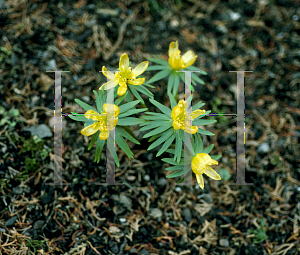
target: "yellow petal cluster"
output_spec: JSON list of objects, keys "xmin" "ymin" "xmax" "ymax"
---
[
  {"xmin": 191, "ymin": 153, "xmax": 221, "ymax": 189},
  {"xmin": 171, "ymin": 100, "xmax": 205, "ymax": 134},
  {"xmin": 99, "ymin": 53, "xmax": 148, "ymax": 96},
  {"xmin": 80, "ymin": 104, "xmax": 120, "ymax": 140},
  {"xmin": 168, "ymin": 41, "xmax": 197, "ymax": 70}
]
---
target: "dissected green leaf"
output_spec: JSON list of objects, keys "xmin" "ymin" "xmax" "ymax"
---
[
  {"xmin": 149, "ymin": 99, "xmax": 172, "ymax": 117},
  {"xmin": 175, "ymin": 131, "xmax": 182, "ymax": 163},
  {"xmin": 203, "ymin": 144, "xmax": 214, "ymax": 154},
  {"xmin": 68, "ymin": 112, "xmax": 88, "ymax": 122},
  {"xmin": 193, "ymin": 119, "xmax": 217, "ymax": 126},
  {"xmin": 167, "ymin": 71, "xmax": 175, "ymax": 94},
  {"xmin": 88, "ymin": 131, "xmax": 100, "ymax": 150},
  {"xmin": 119, "ymin": 100, "xmax": 140, "ymax": 114},
  {"xmin": 115, "ymin": 91, "xmax": 128, "ymax": 106},
  {"xmin": 172, "ymin": 74, "xmax": 180, "ymax": 96},
  {"xmin": 118, "ymin": 117, "xmax": 145, "ymax": 126},
  {"xmin": 197, "ymin": 128, "xmax": 215, "ymax": 136},
  {"xmin": 118, "ymin": 108, "xmax": 147, "ymax": 118},
  {"xmin": 129, "ymin": 86, "xmax": 145, "ymax": 104},
  {"xmin": 95, "ymin": 137, "xmax": 105, "ymax": 163},
  {"xmin": 133, "ymin": 84, "xmax": 154, "ymax": 98},
  {"xmin": 186, "ymin": 66, "xmax": 207, "ymax": 75},
  {"xmin": 168, "ymin": 92, "xmax": 177, "ymax": 110},
  {"xmin": 115, "ymin": 133, "xmax": 133, "ymax": 159},
  {"xmin": 147, "ymin": 65, "xmax": 166, "ymax": 71},
  {"xmin": 157, "ymin": 133, "xmax": 176, "ymax": 156},
  {"xmin": 116, "ymin": 126, "xmax": 140, "ymax": 144},
  {"xmin": 147, "ymin": 57, "xmax": 169, "ymax": 66},
  {"xmin": 166, "ymin": 169, "xmax": 184, "ymax": 178},
  {"xmin": 148, "ymin": 128, "xmax": 173, "ymax": 150},
  {"xmin": 165, "ymin": 165, "xmax": 184, "ymax": 171},
  {"xmin": 192, "ymin": 72, "xmax": 205, "ymax": 85},
  {"xmin": 143, "ymin": 123, "xmax": 172, "ymax": 138},
  {"xmin": 75, "ymin": 99, "xmax": 97, "ymax": 112},
  {"xmin": 147, "ymin": 69, "xmax": 171, "ymax": 84},
  {"xmin": 211, "ymin": 155, "xmax": 222, "ymax": 160}
]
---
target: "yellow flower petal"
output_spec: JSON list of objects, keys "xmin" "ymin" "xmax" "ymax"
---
[
  {"xmin": 100, "ymin": 130, "xmax": 109, "ymax": 140},
  {"xmin": 191, "ymin": 153, "xmax": 212, "ymax": 174},
  {"xmin": 132, "ymin": 61, "xmax": 148, "ymax": 77},
  {"xmin": 185, "ymin": 125, "xmax": 198, "ymax": 134},
  {"xmin": 84, "ymin": 110, "xmax": 101, "ymax": 121},
  {"xmin": 181, "ymin": 50, "xmax": 197, "ymax": 68},
  {"xmin": 99, "ymin": 80, "xmax": 118, "ymax": 91},
  {"xmin": 196, "ymin": 174, "xmax": 204, "ymax": 189},
  {"xmin": 204, "ymin": 167, "xmax": 221, "ymax": 180},
  {"xmin": 168, "ymin": 41, "xmax": 179, "ymax": 58},
  {"xmin": 172, "ymin": 120, "xmax": 181, "ymax": 130},
  {"xmin": 168, "ymin": 50, "xmax": 183, "ymax": 70},
  {"xmin": 81, "ymin": 122, "xmax": 101, "ymax": 136},
  {"xmin": 103, "ymin": 104, "xmax": 120, "ymax": 116},
  {"xmin": 117, "ymin": 84, "xmax": 127, "ymax": 96},
  {"xmin": 102, "ymin": 66, "xmax": 115, "ymax": 80},
  {"xmin": 128, "ymin": 78, "xmax": 145, "ymax": 85},
  {"xmin": 119, "ymin": 53, "xmax": 129, "ymax": 70},
  {"xmin": 191, "ymin": 109, "xmax": 206, "ymax": 119}
]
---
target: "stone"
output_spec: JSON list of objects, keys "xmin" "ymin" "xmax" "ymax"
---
[
  {"xmin": 183, "ymin": 208, "xmax": 193, "ymax": 222},
  {"xmin": 23, "ymin": 124, "xmax": 52, "ymax": 139},
  {"xmin": 157, "ymin": 177, "xmax": 167, "ymax": 186},
  {"xmin": 219, "ymin": 238, "xmax": 229, "ymax": 247},
  {"xmin": 5, "ymin": 216, "xmax": 17, "ymax": 227},
  {"xmin": 33, "ymin": 220, "xmax": 44, "ymax": 230},
  {"xmin": 149, "ymin": 208, "xmax": 162, "ymax": 219},
  {"xmin": 257, "ymin": 143, "xmax": 270, "ymax": 154},
  {"xmin": 119, "ymin": 194, "xmax": 132, "ymax": 210}
]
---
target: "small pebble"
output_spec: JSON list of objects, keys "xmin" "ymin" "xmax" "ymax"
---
[
  {"xmin": 257, "ymin": 143, "xmax": 270, "ymax": 154},
  {"xmin": 33, "ymin": 220, "xmax": 44, "ymax": 230},
  {"xmin": 157, "ymin": 177, "xmax": 167, "ymax": 186},
  {"xmin": 219, "ymin": 238, "xmax": 230, "ymax": 247},
  {"xmin": 293, "ymin": 15, "xmax": 299, "ymax": 21},
  {"xmin": 46, "ymin": 59, "xmax": 57, "ymax": 70},
  {"xmin": 183, "ymin": 208, "xmax": 193, "ymax": 222},
  {"xmin": 144, "ymin": 175, "xmax": 150, "ymax": 181},
  {"xmin": 149, "ymin": 208, "xmax": 163, "ymax": 219},
  {"xmin": 119, "ymin": 218, "xmax": 127, "ymax": 223},
  {"xmin": 139, "ymin": 249, "xmax": 150, "ymax": 255},
  {"xmin": 175, "ymin": 187, "xmax": 181, "ymax": 192}
]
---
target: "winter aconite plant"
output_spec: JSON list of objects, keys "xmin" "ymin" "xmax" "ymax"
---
[{"xmin": 69, "ymin": 41, "xmax": 222, "ymax": 189}]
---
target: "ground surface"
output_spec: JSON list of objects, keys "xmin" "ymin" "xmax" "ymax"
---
[{"xmin": 0, "ymin": 0, "xmax": 300, "ymax": 254}]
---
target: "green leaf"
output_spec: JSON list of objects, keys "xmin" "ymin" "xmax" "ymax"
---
[
  {"xmin": 119, "ymin": 100, "xmax": 140, "ymax": 114},
  {"xmin": 140, "ymin": 119, "xmax": 169, "ymax": 127},
  {"xmin": 115, "ymin": 91, "xmax": 128, "ymax": 106},
  {"xmin": 192, "ymin": 101, "xmax": 205, "ymax": 111},
  {"xmin": 184, "ymin": 137, "xmax": 195, "ymax": 156},
  {"xmin": 177, "ymin": 170, "xmax": 193, "ymax": 183},
  {"xmin": 165, "ymin": 165, "xmax": 184, "ymax": 171},
  {"xmin": 197, "ymin": 128, "xmax": 215, "ymax": 136},
  {"xmin": 147, "ymin": 57, "xmax": 169, "ymax": 66},
  {"xmin": 118, "ymin": 108, "xmax": 147, "ymax": 118},
  {"xmin": 166, "ymin": 169, "xmax": 184, "ymax": 178},
  {"xmin": 175, "ymin": 132, "xmax": 182, "ymax": 163},
  {"xmin": 172, "ymin": 74, "xmax": 180, "ymax": 96},
  {"xmin": 194, "ymin": 133, "xmax": 203, "ymax": 154},
  {"xmin": 143, "ymin": 83, "xmax": 155, "ymax": 89},
  {"xmin": 193, "ymin": 119, "xmax": 217, "ymax": 126},
  {"xmin": 186, "ymin": 66, "xmax": 207, "ymax": 75},
  {"xmin": 211, "ymin": 155, "xmax": 222, "ymax": 160},
  {"xmin": 166, "ymin": 148, "xmax": 176, "ymax": 154},
  {"xmin": 141, "ymin": 115, "xmax": 170, "ymax": 121},
  {"xmin": 129, "ymin": 86, "xmax": 145, "ymax": 104},
  {"xmin": 148, "ymin": 133, "xmax": 160, "ymax": 142},
  {"xmin": 149, "ymin": 99, "xmax": 172, "ymax": 117},
  {"xmin": 147, "ymin": 65, "xmax": 166, "ymax": 71},
  {"xmin": 68, "ymin": 112, "xmax": 88, "ymax": 122},
  {"xmin": 75, "ymin": 99, "xmax": 97, "ymax": 112},
  {"xmin": 167, "ymin": 71, "xmax": 175, "ymax": 94},
  {"xmin": 88, "ymin": 131, "xmax": 100, "ymax": 150},
  {"xmin": 168, "ymin": 92, "xmax": 177, "ymax": 110},
  {"xmin": 133, "ymin": 85, "xmax": 154, "ymax": 98},
  {"xmin": 203, "ymin": 144, "xmax": 214, "ymax": 154},
  {"xmin": 125, "ymin": 91, "xmax": 133, "ymax": 102},
  {"xmin": 148, "ymin": 128, "xmax": 173, "ymax": 150},
  {"xmin": 218, "ymin": 167, "xmax": 230, "ymax": 181},
  {"xmin": 143, "ymin": 123, "xmax": 172, "ymax": 138},
  {"xmin": 157, "ymin": 133, "xmax": 176, "ymax": 156},
  {"xmin": 162, "ymin": 158, "xmax": 184, "ymax": 165},
  {"xmin": 147, "ymin": 69, "xmax": 171, "ymax": 84},
  {"xmin": 95, "ymin": 138, "xmax": 105, "ymax": 163},
  {"xmin": 93, "ymin": 90, "xmax": 104, "ymax": 113},
  {"xmin": 192, "ymin": 73, "xmax": 205, "ymax": 85},
  {"xmin": 118, "ymin": 117, "xmax": 145, "ymax": 126},
  {"xmin": 116, "ymin": 126, "xmax": 140, "ymax": 144},
  {"xmin": 115, "ymin": 133, "xmax": 133, "ymax": 159}
]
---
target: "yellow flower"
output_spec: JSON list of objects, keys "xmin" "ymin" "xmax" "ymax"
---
[
  {"xmin": 99, "ymin": 53, "xmax": 148, "ymax": 96},
  {"xmin": 171, "ymin": 99, "xmax": 205, "ymax": 134},
  {"xmin": 191, "ymin": 153, "xmax": 221, "ymax": 189},
  {"xmin": 168, "ymin": 41, "xmax": 197, "ymax": 70},
  {"xmin": 81, "ymin": 104, "xmax": 120, "ymax": 140}
]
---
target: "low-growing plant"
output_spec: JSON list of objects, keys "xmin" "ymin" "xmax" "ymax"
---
[{"xmin": 70, "ymin": 41, "xmax": 222, "ymax": 189}]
